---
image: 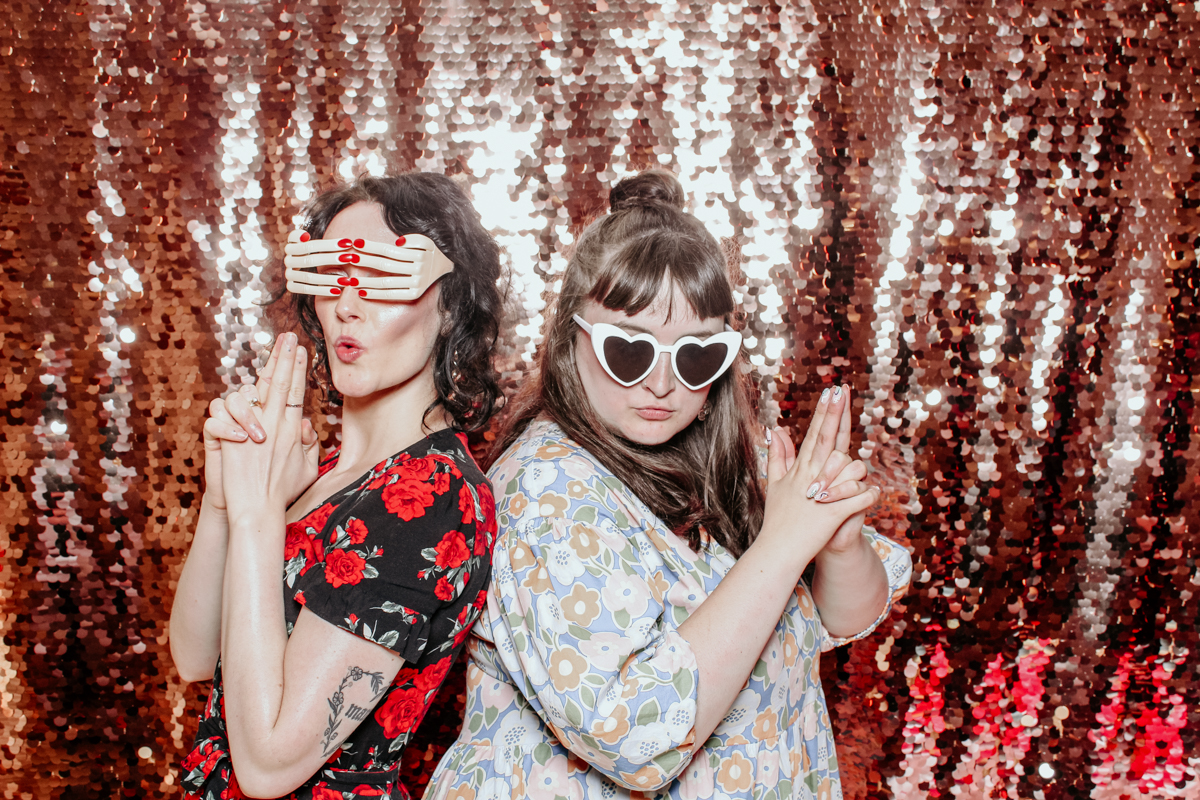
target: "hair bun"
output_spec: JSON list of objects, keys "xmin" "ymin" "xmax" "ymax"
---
[{"xmin": 608, "ymin": 169, "xmax": 686, "ymax": 213}]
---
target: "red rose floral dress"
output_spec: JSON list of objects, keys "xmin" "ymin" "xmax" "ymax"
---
[{"xmin": 182, "ymin": 429, "xmax": 497, "ymax": 800}]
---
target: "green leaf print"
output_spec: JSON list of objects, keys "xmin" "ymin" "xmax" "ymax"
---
[
  {"xmin": 567, "ymin": 624, "xmax": 592, "ymax": 640},
  {"xmin": 600, "ymin": 477, "xmax": 623, "ymax": 493},
  {"xmin": 671, "ymin": 668, "xmax": 694, "ymax": 699},
  {"xmin": 563, "ymin": 698, "xmax": 584, "ymax": 728},
  {"xmin": 506, "ymin": 477, "xmax": 519, "ymax": 496},
  {"xmin": 614, "ymin": 610, "xmax": 631, "ymax": 629},
  {"xmin": 635, "ymin": 698, "xmax": 661, "ymax": 727},
  {"xmin": 468, "ymin": 712, "xmax": 483, "ymax": 732},
  {"xmin": 652, "ymin": 749, "xmax": 681, "ymax": 775},
  {"xmin": 752, "ymin": 658, "xmax": 769, "ymax": 680},
  {"xmin": 613, "ymin": 510, "xmax": 629, "ymax": 529},
  {"xmin": 579, "ymin": 684, "xmax": 596, "ymax": 710},
  {"xmin": 533, "ymin": 742, "xmax": 553, "ymax": 765},
  {"xmin": 573, "ymin": 505, "xmax": 597, "ymax": 525},
  {"xmin": 484, "ymin": 706, "xmax": 498, "ymax": 727},
  {"xmin": 421, "ymin": 547, "xmax": 439, "ymax": 561}
]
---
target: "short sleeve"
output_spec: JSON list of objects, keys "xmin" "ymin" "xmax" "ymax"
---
[
  {"xmin": 489, "ymin": 508, "xmax": 701, "ymax": 793},
  {"xmin": 818, "ymin": 526, "xmax": 913, "ymax": 651},
  {"xmin": 295, "ymin": 452, "xmax": 491, "ymax": 664}
]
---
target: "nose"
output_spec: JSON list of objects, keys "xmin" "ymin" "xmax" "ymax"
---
[
  {"xmin": 332, "ymin": 280, "xmax": 366, "ymax": 320},
  {"xmin": 642, "ymin": 352, "xmax": 675, "ymax": 397}
]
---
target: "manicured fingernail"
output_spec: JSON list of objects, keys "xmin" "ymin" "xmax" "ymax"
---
[
  {"xmin": 820, "ymin": 388, "xmax": 830, "ymax": 403},
  {"xmin": 339, "ymin": 253, "xmax": 360, "ymax": 263},
  {"xmin": 832, "ymin": 385, "xmax": 842, "ymax": 399},
  {"xmin": 353, "ymin": 238, "xmax": 365, "ymax": 249},
  {"xmin": 284, "ymin": 334, "xmax": 294, "ymax": 351},
  {"xmin": 299, "ymin": 231, "xmax": 310, "ymax": 242},
  {"xmin": 818, "ymin": 492, "xmax": 829, "ymax": 501},
  {"xmin": 338, "ymin": 238, "xmax": 353, "ymax": 248},
  {"xmin": 330, "ymin": 287, "xmax": 341, "ymax": 296},
  {"xmin": 358, "ymin": 289, "xmax": 368, "ymax": 298},
  {"xmin": 807, "ymin": 482, "xmax": 820, "ymax": 499},
  {"xmin": 395, "ymin": 236, "xmax": 406, "ymax": 246},
  {"xmin": 253, "ymin": 427, "xmax": 266, "ymax": 441},
  {"xmin": 764, "ymin": 427, "xmax": 772, "ymax": 445},
  {"xmin": 232, "ymin": 430, "xmax": 248, "ymax": 441}
]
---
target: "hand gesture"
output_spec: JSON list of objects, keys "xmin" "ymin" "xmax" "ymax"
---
[
  {"xmin": 201, "ymin": 338, "xmax": 316, "ymax": 510},
  {"xmin": 761, "ymin": 385, "xmax": 878, "ymax": 566},
  {"xmin": 219, "ymin": 333, "xmax": 321, "ymax": 522}
]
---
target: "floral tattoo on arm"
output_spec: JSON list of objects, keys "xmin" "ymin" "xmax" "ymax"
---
[{"xmin": 320, "ymin": 665, "xmax": 387, "ymax": 756}]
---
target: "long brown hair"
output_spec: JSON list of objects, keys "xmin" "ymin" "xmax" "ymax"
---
[{"xmin": 493, "ymin": 170, "xmax": 765, "ymax": 557}]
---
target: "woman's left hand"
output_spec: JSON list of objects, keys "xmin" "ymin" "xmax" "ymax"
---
[
  {"xmin": 809, "ymin": 385, "xmax": 872, "ymax": 555},
  {"xmin": 220, "ymin": 332, "xmax": 320, "ymax": 523}
]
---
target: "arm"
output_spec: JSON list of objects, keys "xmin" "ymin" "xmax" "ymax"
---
[
  {"xmin": 677, "ymin": 385, "xmax": 878, "ymax": 750},
  {"xmin": 169, "ymin": 343, "xmax": 295, "ymax": 682},
  {"xmin": 810, "ymin": 528, "xmax": 890, "ymax": 639}
]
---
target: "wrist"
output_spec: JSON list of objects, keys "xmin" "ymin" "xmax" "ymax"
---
[
  {"xmin": 201, "ymin": 491, "xmax": 229, "ymax": 515},
  {"xmin": 814, "ymin": 528, "xmax": 871, "ymax": 569}
]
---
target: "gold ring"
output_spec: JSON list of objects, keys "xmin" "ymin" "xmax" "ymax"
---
[
  {"xmin": 286, "ymin": 403, "xmax": 302, "ymax": 408},
  {"xmin": 248, "ymin": 397, "xmax": 262, "ymax": 408}
]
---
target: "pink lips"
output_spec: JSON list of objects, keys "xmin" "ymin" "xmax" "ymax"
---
[
  {"xmin": 334, "ymin": 336, "xmax": 364, "ymax": 364},
  {"xmin": 635, "ymin": 407, "xmax": 673, "ymax": 421}
]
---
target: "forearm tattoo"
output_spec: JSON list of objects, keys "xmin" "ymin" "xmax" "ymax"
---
[{"xmin": 320, "ymin": 666, "xmax": 387, "ymax": 756}]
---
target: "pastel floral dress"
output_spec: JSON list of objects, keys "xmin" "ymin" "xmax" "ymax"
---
[
  {"xmin": 424, "ymin": 420, "xmax": 912, "ymax": 800},
  {"xmin": 182, "ymin": 429, "xmax": 497, "ymax": 800}
]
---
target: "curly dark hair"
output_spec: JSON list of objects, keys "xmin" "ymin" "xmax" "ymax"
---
[{"xmin": 277, "ymin": 173, "xmax": 504, "ymax": 432}]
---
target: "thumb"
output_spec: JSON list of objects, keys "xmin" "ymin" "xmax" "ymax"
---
[
  {"xmin": 301, "ymin": 418, "xmax": 318, "ymax": 448},
  {"xmin": 766, "ymin": 427, "xmax": 787, "ymax": 484}
]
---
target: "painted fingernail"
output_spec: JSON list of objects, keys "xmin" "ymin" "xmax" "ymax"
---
[
  {"xmin": 338, "ymin": 238, "xmax": 353, "ymax": 248},
  {"xmin": 820, "ymin": 388, "xmax": 830, "ymax": 403},
  {"xmin": 330, "ymin": 287, "xmax": 342, "ymax": 296},
  {"xmin": 338, "ymin": 253, "xmax": 360, "ymax": 263},
  {"xmin": 818, "ymin": 492, "xmax": 829, "ymax": 501},
  {"xmin": 395, "ymin": 236, "xmax": 406, "ymax": 246},
  {"xmin": 358, "ymin": 289, "xmax": 369, "ymax": 298},
  {"xmin": 336, "ymin": 277, "xmax": 360, "ymax": 286},
  {"xmin": 765, "ymin": 427, "xmax": 772, "ymax": 445},
  {"xmin": 353, "ymin": 238, "xmax": 365, "ymax": 249},
  {"xmin": 807, "ymin": 482, "xmax": 820, "ymax": 499},
  {"xmin": 232, "ymin": 430, "xmax": 248, "ymax": 440},
  {"xmin": 253, "ymin": 427, "xmax": 266, "ymax": 440},
  {"xmin": 832, "ymin": 385, "xmax": 842, "ymax": 399},
  {"xmin": 299, "ymin": 231, "xmax": 310, "ymax": 242}
]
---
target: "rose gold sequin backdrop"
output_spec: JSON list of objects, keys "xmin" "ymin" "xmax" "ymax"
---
[{"xmin": 2, "ymin": 0, "xmax": 1197, "ymax": 797}]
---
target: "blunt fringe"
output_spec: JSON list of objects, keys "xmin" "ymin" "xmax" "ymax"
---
[
  {"xmin": 493, "ymin": 170, "xmax": 766, "ymax": 558},
  {"xmin": 271, "ymin": 173, "xmax": 504, "ymax": 433}
]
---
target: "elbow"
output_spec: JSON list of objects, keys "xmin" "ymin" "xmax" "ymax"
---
[
  {"xmin": 174, "ymin": 663, "xmax": 215, "ymax": 684},
  {"xmin": 227, "ymin": 755, "xmax": 308, "ymax": 799},
  {"xmin": 169, "ymin": 642, "xmax": 216, "ymax": 684}
]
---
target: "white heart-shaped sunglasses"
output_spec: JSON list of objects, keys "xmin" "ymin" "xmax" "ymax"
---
[{"xmin": 573, "ymin": 314, "xmax": 742, "ymax": 390}]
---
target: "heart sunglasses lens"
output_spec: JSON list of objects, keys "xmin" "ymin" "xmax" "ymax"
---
[
  {"xmin": 602, "ymin": 337, "xmax": 657, "ymax": 384},
  {"xmin": 676, "ymin": 341, "xmax": 730, "ymax": 388}
]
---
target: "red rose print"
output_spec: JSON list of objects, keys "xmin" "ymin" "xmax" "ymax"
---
[
  {"xmin": 404, "ymin": 457, "xmax": 436, "ymax": 479},
  {"xmin": 352, "ymin": 786, "xmax": 386, "ymax": 796},
  {"xmin": 310, "ymin": 784, "xmax": 345, "ymax": 800},
  {"xmin": 346, "ymin": 518, "xmax": 369, "ymax": 544},
  {"xmin": 434, "ymin": 576, "xmax": 455, "ymax": 601},
  {"xmin": 324, "ymin": 549, "xmax": 367, "ymax": 588},
  {"xmin": 414, "ymin": 656, "xmax": 453, "ymax": 692},
  {"xmin": 294, "ymin": 590, "xmax": 306, "ymax": 605},
  {"xmin": 365, "ymin": 473, "xmax": 388, "ymax": 491},
  {"xmin": 348, "ymin": 613, "xmax": 359, "ymax": 627},
  {"xmin": 221, "ymin": 770, "xmax": 247, "ymax": 799},
  {"xmin": 458, "ymin": 484, "xmax": 476, "ymax": 525},
  {"xmin": 306, "ymin": 502, "xmax": 336, "ymax": 535},
  {"xmin": 432, "ymin": 471, "xmax": 450, "ymax": 494},
  {"xmin": 373, "ymin": 686, "xmax": 427, "ymax": 738},
  {"xmin": 478, "ymin": 483, "xmax": 496, "ymax": 532},
  {"xmin": 434, "ymin": 530, "xmax": 470, "ymax": 569},
  {"xmin": 382, "ymin": 477, "xmax": 435, "ymax": 521}
]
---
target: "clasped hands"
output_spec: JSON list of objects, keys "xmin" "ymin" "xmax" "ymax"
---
[
  {"xmin": 761, "ymin": 384, "xmax": 879, "ymax": 566},
  {"xmin": 201, "ymin": 332, "xmax": 320, "ymax": 521}
]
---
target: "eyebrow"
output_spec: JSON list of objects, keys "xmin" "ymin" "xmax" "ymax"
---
[{"xmin": 615, "ymin": 322, "xmax": 723, "ymax": 339}]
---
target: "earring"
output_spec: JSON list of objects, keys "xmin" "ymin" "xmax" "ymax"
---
[{"xmin": 696, "ymin": 401, "xmax": 709, "ymax": 422}]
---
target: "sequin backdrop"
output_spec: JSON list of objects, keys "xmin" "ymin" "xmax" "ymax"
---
[{"xmin": 2, "ymin": 0, "xmax": 1198, "ymax": 797}]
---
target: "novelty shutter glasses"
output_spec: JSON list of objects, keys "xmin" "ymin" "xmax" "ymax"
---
[
  {"xmin": 284, "ymin": 230, "xmax": 454, "ymax": 301},
  {"xmin": 573, "ymin": 314, "xmax": 742, "ymax": 390}
]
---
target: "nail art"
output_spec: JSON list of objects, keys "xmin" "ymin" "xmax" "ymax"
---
[
  {"xmin": 820, "ymin": 388, "xmax": 830, "ymax": 403},
  {"xmin": 832, "ymin": 385, "xmax": 842, "ymax": 399},
  {"xmin": 395, "ymin": 236, "xmax": 406, "ymax": 246},
  {"xmin": 807, "ymin": 482, "xmax": 820, "ymax": 499},
  {"xmin": 337, "ymin": 238, "xmax": 353, "ymax": 248},
  {"xmin": 299, "ymin": 232, "xmax": 310, "ymax": 243},
  {"xmin": 765, "ymin": 427, "xmax": 772, "ymax": 445},
  {"xmin": 817, "ymin": 492, "xmax": 829, "ymax": 501},
  {"xmin": 353, "ymin": 238, "xmax": 365, "ymax": 249}
]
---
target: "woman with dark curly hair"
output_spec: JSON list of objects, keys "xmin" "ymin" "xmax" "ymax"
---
[{"xmin": 169, "ymin": 173, "xmax": 503, "ymax": 800}]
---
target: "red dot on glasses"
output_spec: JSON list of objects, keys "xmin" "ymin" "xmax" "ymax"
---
[
  {"xmin": 336, "ymin": 276, "xmax": 353, "ymax": 286},
  {"xmin": 330, "ymin": 287, "xmax": 341, "ymax": 296},
  {"xmin": 395, "ymin": 236, "xmax": 406, "ymax": 246},
  {"xmin": 358, "ymin": 289, "xmax": 368, "ymax": 298},
  {"xmin": 299, "ymin": 232, "xmax": 310, "ymax": 242},
  {"xmin": 338, "ymin": 238, "xmax": 353, "ymax": 248},
  {"xmin": 338, "ymin": 253, "xmax": 360, "ymax": 263},
  {"xmin": 354, "ymin": 238, "xmax": 365, "ymax": 249}
]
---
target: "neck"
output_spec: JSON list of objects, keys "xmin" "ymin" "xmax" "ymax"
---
[{"xmin": 335, "ymin": 371, "xmax": 449, "ymax": 468}]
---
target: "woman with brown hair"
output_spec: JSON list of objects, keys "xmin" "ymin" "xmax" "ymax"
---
[
  {"xmin": 169, "ymin": 173, "xmax": 503, "ymax": 799},
  {"xmin": 425, "ymin": 170, "xmax": 911, "ymax": 799}
]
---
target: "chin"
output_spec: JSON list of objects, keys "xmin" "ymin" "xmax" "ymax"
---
[{"xmin": 620, "ymin": 421, "xmax": 687, "ymax": 447}]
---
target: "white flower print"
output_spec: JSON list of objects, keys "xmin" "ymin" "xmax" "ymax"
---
[
  {"xmin": 545, "ymin": 542, "xmax": 587, "ymax": 585},
  {"xmin": 522, "ymin": 461, "xmax": 560, "ymax": 501},
  {"xmin": 579, "ymin": 631, "xmax": 627, "ymax": 672},
  {"xmin": 600, "ymin": 570, "xmax": 650, "ymax": 617},
  {"xmin": 618, "ymin": 721, "xmax": 673, "ymax": 765}
]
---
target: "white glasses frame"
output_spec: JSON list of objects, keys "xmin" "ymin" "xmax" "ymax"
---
[{"xmin": 573, "ymin": 314, "xmax": 742, "ymax": 390}]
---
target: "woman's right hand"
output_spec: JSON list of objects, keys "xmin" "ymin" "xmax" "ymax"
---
[
  {"xmin": 201, "ymin": 339, "xmax": 305, "ymax": 510},
  {"xmin": 760, "ymin": 385, "xmax": 878, "ymax": 568}
]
